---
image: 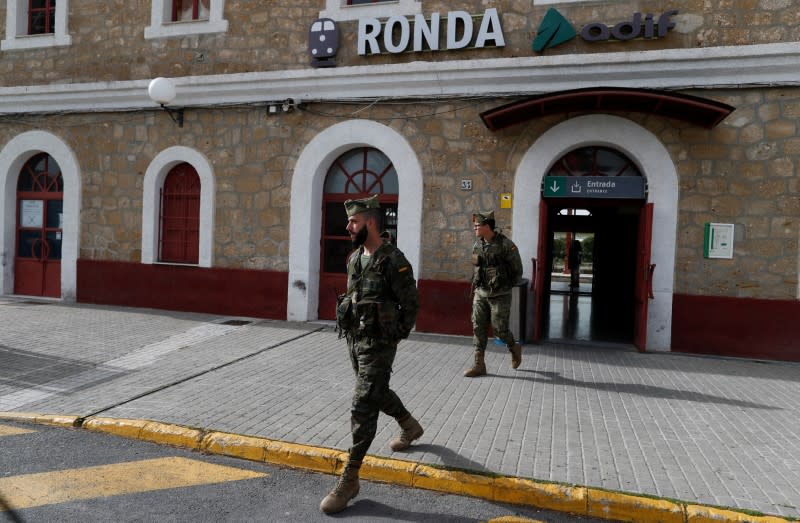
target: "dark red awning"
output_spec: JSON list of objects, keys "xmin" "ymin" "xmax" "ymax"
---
[{"xmin": 480, "ymin": 87, "xmax": 735, "ymax": 131}]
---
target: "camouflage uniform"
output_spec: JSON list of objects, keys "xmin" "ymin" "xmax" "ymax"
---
[
  {"xmin": 471, "ymin": 224, "xmax": 523, "ymax": 353},
  {"xmin": 337, "ymin": 237, "xmax": 420, "ymax": 463},
  {"xmin": 322, "ymin": 195, "xmax": 422, "ymax": 514}
]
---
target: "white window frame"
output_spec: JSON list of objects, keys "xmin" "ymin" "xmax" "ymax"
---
[
  {"xmin": 1, "ymin": 0, "xmax": 71, "ymax": 51},
  {"xmin": 320, "ymin": 0, "xmax": 421, "ymax": 22},
  {"xmin": 145, "ymin": 0, "xmax": 228, "ymax": 40},
  {"xmin": 0, "ymin": 131, "xmax": 81, "ymax": 300}
]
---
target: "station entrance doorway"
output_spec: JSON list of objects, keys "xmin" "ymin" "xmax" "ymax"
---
[{"xmin": 531, "ymin": 146, "xmax": 654, "ymax": 350}]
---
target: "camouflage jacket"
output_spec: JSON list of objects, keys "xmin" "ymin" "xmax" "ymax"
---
[
  {"xmin": 337, "ymin": 242, "xmax": 419, "ymax": 341},
  {"xmin": 471, "ymin": 231, "xmax": 523, "ymax": 296}
]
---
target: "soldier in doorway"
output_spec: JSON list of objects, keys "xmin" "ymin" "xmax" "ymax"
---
[
  {"xmin": 320, "ymin": 195, "xmax": 423, "ymax": 514},
  {"xmin": 466, "ymin": 210, "xmax": 524, "ymax": 377}
]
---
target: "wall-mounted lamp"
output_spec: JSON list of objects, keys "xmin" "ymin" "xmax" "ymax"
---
[{"xmin": 148, "ymin": 77, "xmax": 184, "ymax": 127}]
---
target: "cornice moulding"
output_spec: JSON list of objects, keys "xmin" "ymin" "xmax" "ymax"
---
[{"xmin": 1, "ymin": 42, "xmax": 798, "ymax": 115}]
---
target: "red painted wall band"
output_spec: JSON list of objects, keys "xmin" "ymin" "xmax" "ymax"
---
[
  {"xmin": 75, "ymin": 261, "xmax": 800, "ymax": 362},
  {"xmin": 671, "ymin": 293, "xmax": 800, "ymax": 361},
  {"xmin": 77, "ymin": 260, "xmax": 287, "ymax": 319}
]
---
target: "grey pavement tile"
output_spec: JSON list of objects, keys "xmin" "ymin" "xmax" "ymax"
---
[{"xmin": 2, "ymin": 301, "xmax": 800, "ymax": 518}]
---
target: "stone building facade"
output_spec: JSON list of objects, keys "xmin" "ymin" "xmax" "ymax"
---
[{"xmin": 0, "ymin": 0, "xmax": 798, "ymax": 360}]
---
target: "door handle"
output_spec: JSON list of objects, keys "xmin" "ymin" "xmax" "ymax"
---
[
  {"xmin": 41, "ymin": 239, "xmax": 51, "ymax": 261},
  {"xmin": 31, "ymin": 238, "xmax": 42, "ymax": 260}
]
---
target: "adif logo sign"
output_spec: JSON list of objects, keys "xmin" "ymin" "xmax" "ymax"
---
[{"xmin": 533, "ymin": 8, "xmax": 679, "ymax": 52}]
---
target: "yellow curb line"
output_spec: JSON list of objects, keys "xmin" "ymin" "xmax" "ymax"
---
[
  {"xmin": 0, "ymin": 411, "xmax": 80, "ymax": 428},
  {"xmin": 0, "ymin": 413, "xmax": 795, "ymax": 523}
]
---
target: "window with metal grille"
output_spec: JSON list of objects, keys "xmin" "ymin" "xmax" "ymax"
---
[
  {"xmin": 29, "ymin": 0, "xmax": 56, "ymax": 35},
  {"xmin": 172, "ymin": 0, "xmax": 210, "ymax": 21},
  {"xmin": 548, "ymin": 146, "xmax": 642, "ymax": 177},
  {"xmin": 159, "ymin": 163, "xmax": 200, "ymax": 264}
]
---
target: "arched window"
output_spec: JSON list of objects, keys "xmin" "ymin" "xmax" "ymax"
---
[
  {"xmin": 160, "ymin": 163, "xmax": 200, "ymax": 264},
  {"xmin": 321, "ymin": 147, "xmax": 399, "ymax": 274},
  {"xmin": 548, "ymin": 146, "xmax": 642, "ymax": 177}
]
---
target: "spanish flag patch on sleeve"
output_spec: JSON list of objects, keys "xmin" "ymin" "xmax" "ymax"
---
[{"xmin": 399, "ymin": 266, "xmax": 408, "ymax": 273}]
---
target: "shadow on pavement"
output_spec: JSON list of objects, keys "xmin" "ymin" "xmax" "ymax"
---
[
  {"xmin": 519, "ymin": 369, "xmax": 780, "ymax": 410},
  {"xmin": 410, "ymin": 444, "xmax": 492, "ymax": 474}
]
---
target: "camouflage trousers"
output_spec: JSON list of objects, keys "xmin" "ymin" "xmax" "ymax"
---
[
  {"xmin": 472, "ymin": 289, "xmax": 516, "ymax": 352},
  {"xmin": 346, "ymin": 336, "xmax": 409, "ymax": 463}
]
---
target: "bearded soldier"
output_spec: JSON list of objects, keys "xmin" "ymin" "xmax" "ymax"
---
[
  {"xmin": 466, "ymin": 210, "xmax": 523, "ymax": 377},
  {"xmin": 320, "ymin": 195, "xmax": 423, "ymax": 514}
]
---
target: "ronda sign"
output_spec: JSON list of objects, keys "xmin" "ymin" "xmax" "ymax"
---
[{"xmin": 357, "ymin": 8, "xmax": 505, "ymax": 56}]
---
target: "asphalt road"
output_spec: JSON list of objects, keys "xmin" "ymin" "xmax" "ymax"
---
[{"xmin": 0, "ymin": 421, "xmax": 610, "ymax": 523}]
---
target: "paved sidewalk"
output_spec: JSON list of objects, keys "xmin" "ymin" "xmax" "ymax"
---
[{"xmin": 1, "ymin": 298, "xmax": 799, "ymax": 521}]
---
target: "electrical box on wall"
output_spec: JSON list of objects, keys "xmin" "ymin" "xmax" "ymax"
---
[
  {"xmin": 703, "ymin": 223, "xmax": 734, "ymax": 259},
  {"xmin": 500, "ymin": 193, "xmax": 512, "ymax": 209}
]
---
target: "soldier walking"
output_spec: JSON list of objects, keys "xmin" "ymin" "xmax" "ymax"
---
[
  {"xmin": 466, "ymin": 210, "xmax": 524, "ymax": 377},
  {"xmin": 320, "ymin": 195, "xmax": 423, "ymax": 514}
]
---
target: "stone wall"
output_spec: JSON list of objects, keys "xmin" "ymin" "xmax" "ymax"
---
[
  {"xmin": 0, "ymin": 1, "xmax": 798, "ymax": 86},
  {"xmin": 1, "ymin": 85, "xmax": 797, "ymax": 299}
]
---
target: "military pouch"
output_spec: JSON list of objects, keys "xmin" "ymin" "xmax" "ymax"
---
[
  {"xmin": 354, "ymin": 300, "xmax": 380, "ymax": 338},
  {"xmin": 485, "ymin": 266, "xmax": 499, "ymax": 290},
  {"xmin": 335, "ymin": 294, "xmax": 355, "ymax": 338}
]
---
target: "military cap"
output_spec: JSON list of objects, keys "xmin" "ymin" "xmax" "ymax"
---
[
  {"xmin": 344, "ymin": 194, "xmax": 380, "ymax": 217},
  {"xmin": 472, "ymin": 210, "xmax": 495, "ymax": 224}
]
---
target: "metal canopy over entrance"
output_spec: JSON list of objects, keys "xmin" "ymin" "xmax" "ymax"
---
[{"xmin": 480, "ymin": 87, "xmax": 735, "ymax": 131}]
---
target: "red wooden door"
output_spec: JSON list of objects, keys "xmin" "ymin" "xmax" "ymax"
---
[
  {"xmin": 160, "ymin": 164, "xmax": 200, "ymax": 264},
  {"xmin": 633, "ymin": 203, "xmax": 654, "ymax": 351},
  {"xmin": 14, "ymin": 154, "xmax": 63, "ymax": 298},
  {"xmin": 319, "ymin": 196, "xmax": 350, "ymax": 320},
  {"xmin": 531, "ymin": 199, "xmax": 549, "ymax": 342}
]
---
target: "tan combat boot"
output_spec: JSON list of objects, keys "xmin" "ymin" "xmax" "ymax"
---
[
  {"xmin": 389, "ymin": 414, "xmax": 424, "ymax": 451},
  {"xmin": 463, "ymin": 350, "xmax": 487, "ymax": 377},
  {"xmin": 319, "ymin": 461, "xmax": 361, "ymax": 514},
  {"xmin": 510, "ymin": 342, "xmax": 522, "ymax": 369}
]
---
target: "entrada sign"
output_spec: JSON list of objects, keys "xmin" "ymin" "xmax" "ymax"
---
[
  {"xmin": 357, "ymin": 8, "xmax": 505, "ymax": 56},
  {"xmin": 543, "ymin": 176, "xmax": 646, "ymax": 200}
]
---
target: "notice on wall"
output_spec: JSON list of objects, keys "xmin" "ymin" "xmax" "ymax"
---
[
  {"xmin": 20, "ymin": 199, "xmax": 43, "ymax": 228},
  {"xmin": 703, "ymin": 223, "xmax": 734, "ymax": 259},
  {"xmin": 500, "ymin": 193, "xmax": 512, "ymax": 209}
]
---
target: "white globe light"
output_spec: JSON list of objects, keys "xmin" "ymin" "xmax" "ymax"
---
[{"xmin": 148, "ymin": 77, "xmax": 176, "ymax": 105}]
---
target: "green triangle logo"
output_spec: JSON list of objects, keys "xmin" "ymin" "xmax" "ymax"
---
[{"xmin": 532, "ymin": 8, "xmax": 577, "ymax": 52}]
